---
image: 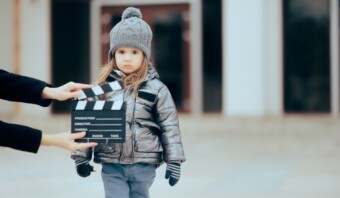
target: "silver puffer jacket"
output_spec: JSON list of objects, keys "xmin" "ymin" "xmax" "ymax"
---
[{"xmin": 72, "ymin": 66, "xmax": 185, "ymax": 165}]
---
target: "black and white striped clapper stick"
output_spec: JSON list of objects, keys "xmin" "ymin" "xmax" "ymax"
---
[
  {"xmin": 74, "ymin": 100, "xmax": 124, "ymax": 111},
  {"xmin": 71, "ymin": 81, "xmax": 126, "ymax": 144},
  {"xmin": 77, "ymin": 81, "xmax": 124, "ymax": 100}
]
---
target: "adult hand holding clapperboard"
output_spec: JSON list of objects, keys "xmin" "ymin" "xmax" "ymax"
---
[{"xmin": 0, "ymin": 69, "xmax": 97, "ymax": 153}]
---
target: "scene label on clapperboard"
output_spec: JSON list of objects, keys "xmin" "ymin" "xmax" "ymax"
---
[{"xmin": 71, "ymin": 81, "xmax": 126, "ymax": 143}]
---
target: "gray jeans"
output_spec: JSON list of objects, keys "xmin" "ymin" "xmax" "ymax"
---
[{"xmin": 101, "ymin": 163, "xmax": 156, "ymax": 198}]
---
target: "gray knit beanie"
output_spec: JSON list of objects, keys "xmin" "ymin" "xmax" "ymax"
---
[{"xmin": 108, "ymin": 7, "xmax": 152, "ymax": 61}]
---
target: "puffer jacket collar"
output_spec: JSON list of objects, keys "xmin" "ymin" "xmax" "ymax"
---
[
  {"xmin": 106, "ymin": 70, "xmax": 125, "ymax": 82},
  {"xmin": 145, "ymin": 65, "xmax": 159, "ymax": 80}
]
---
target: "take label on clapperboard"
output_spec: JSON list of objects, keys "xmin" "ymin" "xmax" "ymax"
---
[{"xmin": 71, "ymin": 81, "xmax": 126, "ymax": 143}]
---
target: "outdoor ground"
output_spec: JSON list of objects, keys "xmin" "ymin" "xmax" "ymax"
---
[{"xmin": 1, "ymin": 114, "xmax": 340, "ymax": 198}]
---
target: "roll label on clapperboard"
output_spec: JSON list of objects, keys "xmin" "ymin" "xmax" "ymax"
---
[{"xmin": 71, "ymin": 81, "xmax": 126, "ymax": 143}]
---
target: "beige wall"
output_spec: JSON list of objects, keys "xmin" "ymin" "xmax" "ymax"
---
[
  {"xmin": 20, "ymin": 0, "xmax": 51, "ymax": 116},
  {"xmin": 223, "ymin": 0, "xmax": 282, "ymax": 116},
  {"xmin": 0, "ymin": 0, "xmax": 51, "ymax": 117},
  {"xmin": 0, "ymin": 0, "xmax": 14, "ymax": 115}
]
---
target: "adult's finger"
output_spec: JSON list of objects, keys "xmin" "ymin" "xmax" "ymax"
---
[
  {"xmin": 70, "ymin": 132, "xmax": 97, "ymax": 151},
  {"xmin": 73, "ymin": 142, "xmax": 98, "ymax": 151},
  {"xmin": 71, "ymin": 131, "xmax": 86, "ymax": 139},
  {"xmin": 69, "ymin": 83, "xmax": 93, "ymax": 90},
  {"xmin": 67, "ymin": 91, "xmax": 82, "ymax": 99}
]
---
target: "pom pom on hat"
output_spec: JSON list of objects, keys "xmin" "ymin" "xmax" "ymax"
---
[{"xmin": 122, "ymin": 7, "xmax": 142, "ymax": 20}]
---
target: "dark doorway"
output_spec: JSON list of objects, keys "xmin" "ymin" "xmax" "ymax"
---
[
  {"xmin": 51, "ymin": 0, "xmax": 90, "ymax": 113},
  {"xmin": 283, "ymin": 0, "xmax": 331, "ymax": 112},
  {"xmin": 153, "ymin": 13, "xmax": 184, "ymax": 111},
  {"xmin": 101, "ymin": 5, "xmax": 190, "ymax": 112},
  {"xmin": 202, "ymin": 0, "xmax": 222, "ymax": 112}
]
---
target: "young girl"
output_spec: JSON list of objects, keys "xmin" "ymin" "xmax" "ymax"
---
[{"xmin": 71, "ymin": 7, "xmax": 186, "ymax": 198}]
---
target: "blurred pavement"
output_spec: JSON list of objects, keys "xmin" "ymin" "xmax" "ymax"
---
[{"xmin": 0, "ymin": 114, "xmax": 340, "ymax": 198}]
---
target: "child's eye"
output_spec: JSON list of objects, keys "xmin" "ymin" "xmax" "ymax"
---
[
  {"xmin": 117, "ymin": 50, "xmax": 125, "ymax": 54},
  {"xmin": 132, "ymin": 50, "xmax": 140, "ymax": 55}
]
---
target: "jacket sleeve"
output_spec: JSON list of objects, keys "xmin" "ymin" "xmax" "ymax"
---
[
  {"xmin": 0, "ymin": 69, "xmax": 52, "ymax": 107},
  {"xmin": 0, "ymin": 120, "xmax": 42, "ymax": 153},
  {"xmin": 155, "ymin": 86, "xmax": 185, "ymax": 163},
  {"xmin": 71, "ymin": 147, "xmax": 93, "ymax": 161}
]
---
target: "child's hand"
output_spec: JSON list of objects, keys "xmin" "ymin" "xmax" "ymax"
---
[
  {"xmin": 75, "ymin": 159, "xmax": 94, "ymax": 177},
  {"xmin": 165, "ymin": 163, "xmax": 181, "ymax": 186}
]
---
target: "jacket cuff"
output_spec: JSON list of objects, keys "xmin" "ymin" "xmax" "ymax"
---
[{"xmin": 33, "ymin": 84, "xmax": 53, "ymax": 107}]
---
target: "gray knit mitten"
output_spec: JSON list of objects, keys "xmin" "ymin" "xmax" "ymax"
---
[
  {"xmin": 75, "ymin": 159, "xmax": 94, "ymax": 178},
  {"xmin": 165, "ymin": 163, "xmax": 181, "ymax": 186}
]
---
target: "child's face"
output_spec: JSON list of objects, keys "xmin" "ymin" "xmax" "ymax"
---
[{"xmin": 114, "ymin": 47, "xmax": 144, "ymax": 75}]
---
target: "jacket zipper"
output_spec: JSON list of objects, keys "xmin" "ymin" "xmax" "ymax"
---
[
  {"xmin": 118, "ymin": 85, "xmax": 134, "ymax": 162},
  {"xmin": 129, "ymin": 85, "xmax": 137, "ymax": 164},
  {"xmin": 118, "ymin": 86, "xmax": 130, "ymax": 162},
  {"xmin": 131, "ymin": 94, "xmax": 136, "ymax": 164}
]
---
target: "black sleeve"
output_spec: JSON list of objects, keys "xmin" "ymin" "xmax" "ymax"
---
[
  {"xmin": 0, "ymin": 120, "xmax": 42, "ymax": 153},
  {"xmin": 0, "ymin": 69, "xmax": 52, "ymax": 107}
]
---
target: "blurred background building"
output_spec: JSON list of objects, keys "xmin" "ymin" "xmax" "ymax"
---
[
  {"xmin": 0, "ymin": 0, "xmax": 339, "ymax": 118},
  {"xmin": 1, "ymin": 1, "xmax": 340, "ymax": 198}
]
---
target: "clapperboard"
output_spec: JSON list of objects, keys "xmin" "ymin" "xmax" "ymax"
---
[{"xmin": 71, "ymin": 81, "xmax": 126, "ymax": 143}]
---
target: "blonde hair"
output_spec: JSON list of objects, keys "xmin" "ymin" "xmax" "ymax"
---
[{"xmin": 97, "ymin": 55, "xmax": 149, "ymax": 95}]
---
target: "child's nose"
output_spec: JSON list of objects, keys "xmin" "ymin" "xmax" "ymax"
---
[{"xmin": 124, "ymin": 54, "xmax": 132, "ymax": 61}]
